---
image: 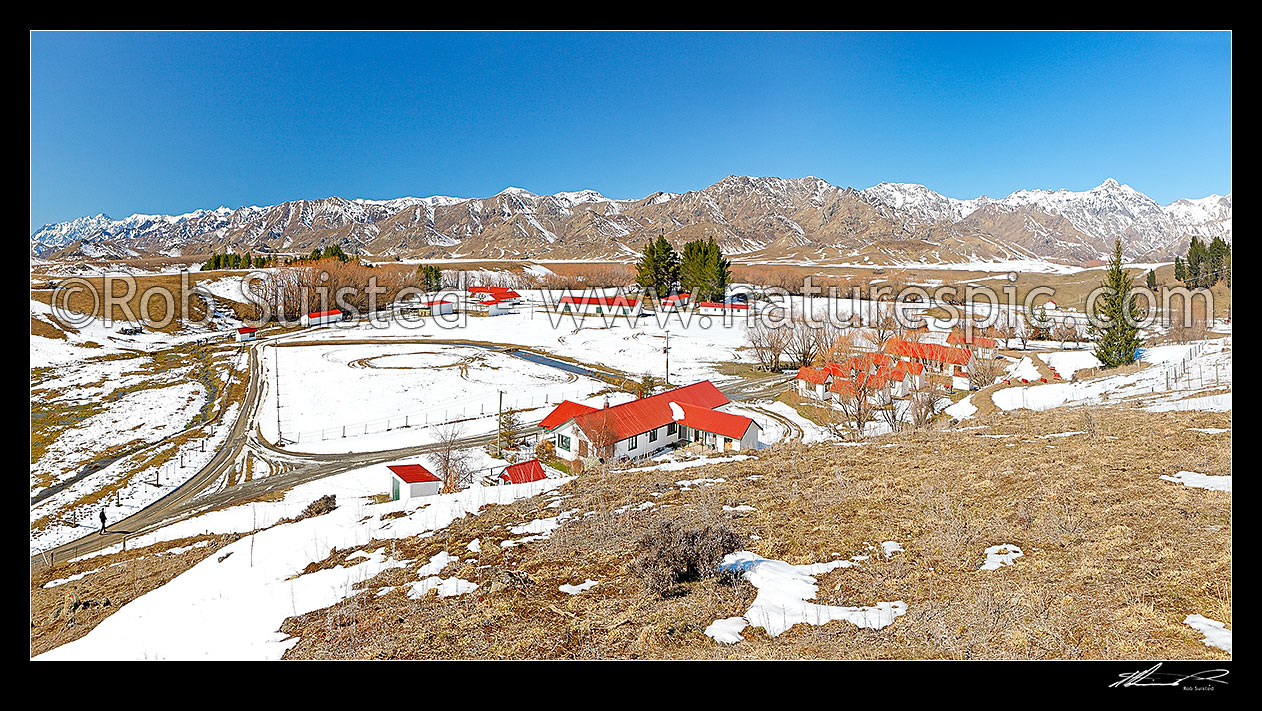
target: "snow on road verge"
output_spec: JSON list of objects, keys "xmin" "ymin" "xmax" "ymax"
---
[{"xmin": 706, "ymin": 551, "xmax": 906, "ymax": 643}]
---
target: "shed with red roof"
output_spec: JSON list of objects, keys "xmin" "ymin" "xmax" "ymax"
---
[
  {"xmin": 499, "ymin": 459, "xmax": 548, "ymax": 485},
  {"xmin": 387, "ymin": 463, "xmax": 442, "ymax": 500}
]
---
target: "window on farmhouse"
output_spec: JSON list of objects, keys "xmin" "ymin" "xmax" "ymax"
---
[
  {"xmin": 558, "ymin": 434, "xmax": 571, "ymax": 451},
  {"xmin": 667, "ymin": 422, "xmax": 677, "ymax": 436},
  {"xmin": 628, "ymin": 434, "xmax": 638, "ymax": 449},
  {"xmin": 649, "ymin": 428, "xmax": 658, "ymax": 442}
]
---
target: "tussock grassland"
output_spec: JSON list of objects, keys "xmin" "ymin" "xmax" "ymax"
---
[
  {"xmin": 277, "ymin": 405, "xmax": 1230, "ymax": 660},
  {"xmin": 29, "ymin": 534, "xmax": 237, "ymax": 657}
]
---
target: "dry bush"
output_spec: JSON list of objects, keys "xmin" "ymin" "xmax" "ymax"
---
[
  {"xmin": 297, "ymin": 495, "xmax": 338, "ymax": 521},
  {"xmin": 630, "ymin": 520, "xmax": 744, "ymax": 595}
]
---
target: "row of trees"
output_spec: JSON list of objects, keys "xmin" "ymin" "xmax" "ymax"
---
[
  {"xmin": 634, "ymin": 235, "xmax": 732, "ymax": 301},
  {"xmin": 200, "ymin": 252, "xmax": 275, "ymax": 271},
  {"xmin": 1174, "ymin": 235, "xmax": 1231, "ymax": 289}
]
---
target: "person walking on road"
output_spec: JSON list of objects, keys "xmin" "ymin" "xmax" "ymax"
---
[{"xmin": 99, "ymin": 508, "xmax": 107, "ymax": 535}]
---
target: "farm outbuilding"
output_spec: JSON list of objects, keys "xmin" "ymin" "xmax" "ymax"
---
[
  {"xmin": 301, "ymin": 309, "xmax": 344, "ymax": 327},
  {"xmin": 235, "ymin": 327, "xmax": 258, "ymax": 342},
  {"xmin": 499, "ymin": 458, "xmax": 547, "ymax": 484},
  {"xmin": 696, "ymin": 301, "xmax": 750, "ymax": 316},
  {"xmin": 417, "ymin": 300, "xmax": 455, "ymax": 316},
  {"xmin": 387, "ymin": 463, "xmax": 442, "ymax": 501},
  {"xmin": 557, "ymin": 295, "xmax": 643, "ymax": 317}
]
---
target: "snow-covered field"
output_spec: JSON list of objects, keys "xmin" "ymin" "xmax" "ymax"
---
[
  {"xmin": 38, "ymin": 449, "xmax": 567, "ymax": 660},
  {"xmin": 257, "ymin": 342, "xmax": 612, "ymax": 452},
  {"xmin": 989, "ymin": 339, "xmax": 1230, "ymax": 414}
]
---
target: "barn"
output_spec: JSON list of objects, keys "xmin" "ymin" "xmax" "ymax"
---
[
  {"xmin": 301, "ymin": 309, "xmax": 344, "ymax": 327},
  {"xmin": 387, "ymin": 463, "xmax": 442, "ymax": 501},
  {"xmin": 696, "ymin": 301, "xmax": 751, "ymax": 316},
  {"xmin": 235, "ymin": 326, "xmax": 258, "ymax": 342},
  {"xmin": 557, "ymin": 295, "xmax": 643, "ymax": 317}
]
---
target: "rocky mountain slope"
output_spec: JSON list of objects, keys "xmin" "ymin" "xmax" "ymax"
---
[{"xmin": 31, "ymin": 176, "xmax": 1231, "ymax": 265}]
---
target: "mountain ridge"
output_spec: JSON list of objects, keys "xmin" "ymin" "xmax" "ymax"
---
[{"xmin": 31, "ymin": 176, "xmax": 1231, "ymax": 265}]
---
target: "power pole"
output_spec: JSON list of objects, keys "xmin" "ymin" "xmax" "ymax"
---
[
  {"xmin": 497, "ymin": 390, "xmax": 504, "ymax": 455},
  {"xmin": 664, "ymin": 330, "xmax": 671, "ymax": 386}
]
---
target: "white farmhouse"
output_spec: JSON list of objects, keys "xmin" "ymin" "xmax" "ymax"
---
[{"xmin": 539, "ymin": 381, "xmax": 759, "ymax": 462}]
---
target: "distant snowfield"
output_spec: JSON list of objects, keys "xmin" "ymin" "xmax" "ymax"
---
[{"xmin": 38, "ymin": 451, "xmax": 568, "ymax": 661}]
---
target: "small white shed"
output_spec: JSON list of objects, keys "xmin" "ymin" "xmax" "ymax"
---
[{"xmin": 387, "ymin": 464, "xmax": 442, "ymax": 501}]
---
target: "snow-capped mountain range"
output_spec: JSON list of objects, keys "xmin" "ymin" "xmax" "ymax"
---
[{"xmin": 31, "ymin": 177, "xmax": 1230, "ymax": 265}]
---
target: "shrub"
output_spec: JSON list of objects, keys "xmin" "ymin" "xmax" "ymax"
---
[
  {"xmin": 297, "ymin": 494, "xmax": 337, "ymax": 520},
  {"xmin": 630, "ymin": 520, "xmax": 744, "ymax": 594}
]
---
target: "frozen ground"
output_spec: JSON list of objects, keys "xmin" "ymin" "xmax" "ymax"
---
[
  {"xmin": 38, "ymin": 448, "xmax": 567, "ymax": 660},
  {"xmin": 989, "ymin": 339, "xmax": 1230, "ymax": 414},
  {"xmin": 257, "ymin": 341, "xmax": 612, "ymax": 452}
]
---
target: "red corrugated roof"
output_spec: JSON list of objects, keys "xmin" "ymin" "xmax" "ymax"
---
[
  {"xmin": 469, "ymin": 286, "xmax": 513, "ymax": 294},
  {"xmin": 884, "ymin": 338, "xmax": 972, "ymax": 366},
  {"xmin": 796, "ymin": 366, "xmax": 830, "ymax": 384},
  {"xmin": 676, "ymin": 402, "xmax": 755, "ymax": 440},
  {"xmin": 571, "ymin": 381, "xmax": 730, "ymax": 442},
  {"xmin": 696, "ymin": 301, "xmax": 750, "ymax": 310},
  {"xmin": 387, "ymin": 463, "xmax": 440, "ymax": 484},
  {"xmin": 306, "ymin": 309, "xmax": 342, "ymax": 319},
  {"xmin": 420, "ymin": 300, "xmax": 453, "ymax": 307},
  {"xmin": 947, "ymin": 332, "xmax": 998, "ymax": 349},
  {"xmin": 558, "ymin": 295, "xmax": 640, "ymax": 308},
  {"xmin": 662, "ymin": 293, "xmax": 690, "ymax": 302},
  {"xmin": 237, "ymin": 327, "xmax": 257, "ymax": 334},
  {"xmin": 539, "ymin": 400, "xmax": 598, "ymax": 431},
  {"xmin": 500, "ymin": 459, "xmax": 547, "ymax": 484}
]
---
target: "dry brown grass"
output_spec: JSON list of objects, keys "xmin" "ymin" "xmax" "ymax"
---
[
  {"xmin": 274, "ymin": 405, "xmax": 1230, "ymax": 660},
  {"xmin": 29, "ymin": 534, "xmax": 237, "ymax": 657}
]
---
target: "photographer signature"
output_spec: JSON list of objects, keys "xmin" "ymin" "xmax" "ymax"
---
[{"xmin": 1110, "ymin": 663, "xmax": 1229, "ymax": 688}]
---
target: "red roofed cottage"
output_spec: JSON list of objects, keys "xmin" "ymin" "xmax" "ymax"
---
[{"xmin": 538, "ymin": 381, "xmax": 759, "ymax": 462}]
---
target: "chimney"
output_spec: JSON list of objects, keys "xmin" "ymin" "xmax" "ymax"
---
[{"xmin": 603, "ymin": 397, "xmax": 609, "ymax": 409}]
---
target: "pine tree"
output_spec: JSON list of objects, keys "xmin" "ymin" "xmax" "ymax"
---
[
  {"xmin": 1145, "ymin": 269, "xmax": 1158, "ymax": 291},
  {"xmin": 418, "ymin": 264, "xmax": 443, "ymax": 292},
  {"xmin": 679, "ymin": 237, "xmax": 730, "ymax": 301},
  {"xmin": 1091, "ymin": 239, "xmax": 1144, "ymax": 368},
  {"xmin": 634, "ymin": 235, "xmax": 680, "ymax": 298},
  {"xmin": 1174, "ymin": 256, "xmax": 1186, "ymax": 282}
]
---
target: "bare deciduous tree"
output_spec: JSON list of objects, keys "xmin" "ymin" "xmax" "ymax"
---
[
  {"xmin": 908, "ymin": 386, "xmax": 944, "ymax": 429},
  {"xmin": 433, "ymin": 423, "xmax": 472, "ymax": 493}
]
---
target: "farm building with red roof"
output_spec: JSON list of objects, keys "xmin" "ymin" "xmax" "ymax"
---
[
  {"xmin": 235, "ymin": 326, "xmax": 258, "ymax": 342},
  {"xmin": 499, "ymin": 459, "xmax": 548, "ymax": 485},
  {"xmin": 556, "ymin": 294, "xmax": 643, "ymax": 317},
  {"xmin": 538, "ymin": 380, "xmax": 759, "ymax": 462},
  {"xmin": 301, "ymin": 309, "xmax": 344, "ymax": 327},
  {"xmin": 386, "ymin": 463, "xmax": 442, "ymax": 501}
]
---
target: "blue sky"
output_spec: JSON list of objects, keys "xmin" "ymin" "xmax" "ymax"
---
[{"xmin": 30, "ymin": 31, "xmax": 1231, "ymax": 230}]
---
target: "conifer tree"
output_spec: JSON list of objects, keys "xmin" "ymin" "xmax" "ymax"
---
[{"xmin": 1091, "ymin": 239, "xmax": 1144, "ymax": 368}]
